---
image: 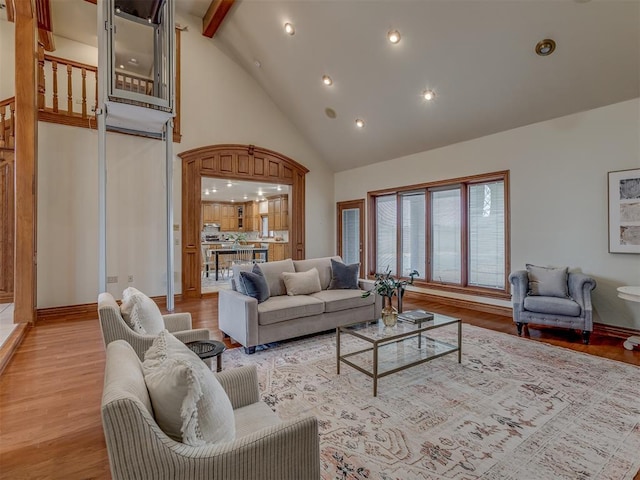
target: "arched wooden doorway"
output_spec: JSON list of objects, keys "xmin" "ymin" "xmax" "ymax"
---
[{"xmin": 179, "ymin": 144, "xmax": 308, "ymax": 297}]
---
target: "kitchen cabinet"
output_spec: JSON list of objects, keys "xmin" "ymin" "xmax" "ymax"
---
[
  {"xmin": 220, "ymin": 204, "xmax": 238, "ymax": 231},
  {"xmin": 202, "ymin": 202, "xmax": 221, "ymax": 228},
  {"xmin": 268, "ymin": 242, "xmax": 290, "ymax": 261},
  {"xmin": 267, "ymin": 195, "xmax": 288, "ymax": 232}
]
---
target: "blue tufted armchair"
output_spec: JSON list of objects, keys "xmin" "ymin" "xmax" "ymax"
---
[{"xmin": 509, "ymin": 269, "xmax": 597, "ymax": 344}]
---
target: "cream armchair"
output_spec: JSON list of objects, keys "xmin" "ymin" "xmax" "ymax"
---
[
  {"xmin": 102, "ymin": 340, "xmax": 320, "ymax": 480},
  {"xmin": 97, "ymin": 292, "xmax": 210, "ymax": 360}
]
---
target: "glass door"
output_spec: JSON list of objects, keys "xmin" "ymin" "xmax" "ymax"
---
[{"xmin": 337, "ymin": 200, "xmax": 365, "ymax": 268}]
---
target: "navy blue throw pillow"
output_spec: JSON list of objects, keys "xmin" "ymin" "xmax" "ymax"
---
[
  {"xmin": 328, "ymin": 258, "xmax": 360, "ymax": 290},
  {"xmin": 238, "ymin": 265, "xmax": 270, "ymax": 303}
]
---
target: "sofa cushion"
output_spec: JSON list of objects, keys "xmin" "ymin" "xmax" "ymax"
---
[
  {"xmin": 234, "ymin": 401, "xmax": 281, "ymax": 438},
  {"xmin": 142, "ymin": 330, "xmax": 236, "ymax": 446},
  {"xmin": 283, "ymin": 268, "xmax": 322, "ymax": 296},
  {"xmin": 328, "ymin": 259, "xmax": 360, "ymax": 290},
  {"xmin": 524, "ymin": 296, "xmax": 581, "ymax": 317},
  {"xmin": 237, "ymin": 265, "xmax": 270, "ymax": 303},
  {"xmin": 121, "ymin": 287, "xmax": 163, "ymax": 334},
  {"xmin": 257, "ymin": 295, "xmax": 325, "ymax": 325},
  {"xmin": 256, "ymin": 259, "xmax": 295, "ymax": 297},
  {"xmin": 526, "ymin": 264, "xmax": 569, "ymax": 298},
  {"xmin": 293, "ymin": 256, "xmax": 342, "ymax": 290},
  {"xmin": 310, "ymin": 289, "xmax": 374, "ymax": 313}
]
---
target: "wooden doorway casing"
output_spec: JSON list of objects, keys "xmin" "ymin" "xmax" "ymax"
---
[
  {"xmin": 0, "ymin": 149, "xmax": 14, "ymax": 303},
  {"xmin": 179, "ymin": 144, "xmax": 308, "ymax": 298},
  {"xmin": 337, "ymin": 199, "xmax": 365, "ymax": 270}
]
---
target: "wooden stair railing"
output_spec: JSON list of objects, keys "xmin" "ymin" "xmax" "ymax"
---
[
  {"xmin": 35, "ymin": 43, "xmax": 181, "ymax": 142},
  {"xmin": 0, "ymin": 98, "xmax": 16, "ymax": 150}
]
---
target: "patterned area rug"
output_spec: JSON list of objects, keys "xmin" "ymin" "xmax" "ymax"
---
[{"xmin": 222, "ymin": 324, "xmax": 640, "ymax": 480}]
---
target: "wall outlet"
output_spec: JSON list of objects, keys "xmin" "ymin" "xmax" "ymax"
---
[
  {"xmin": 175, "ymin": 238, "xmax": 180, "ymax": 246},
  {"xmin": 107, "ymin": 276, "xmax": 118, "ymax": 284},
  {"xmin": 173, "ymin": 224, "xmax": 180, "ymax": 231},
  {"xmin": 127, "ymin": 275, "xmax": 134, "ymax": 283}
]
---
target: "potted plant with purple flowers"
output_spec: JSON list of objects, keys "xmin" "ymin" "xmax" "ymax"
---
[{"xmin": 363, "ymin": 268, "xmax": 419, "ymax": 327}]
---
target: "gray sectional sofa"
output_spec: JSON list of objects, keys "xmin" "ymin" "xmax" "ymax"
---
[{"xmin": 218, "ymin": 256, "xmax": 382, "ymax": 353}]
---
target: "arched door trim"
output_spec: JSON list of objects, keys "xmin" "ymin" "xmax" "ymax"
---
[{"xmin": 179, "ymin": 144, "xmax": 308, "ymax": 297}]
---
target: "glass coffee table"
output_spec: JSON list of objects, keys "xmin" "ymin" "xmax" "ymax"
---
[{"xmin": 337, "ymin": 314, "xmax": 461, "ymax": 396}]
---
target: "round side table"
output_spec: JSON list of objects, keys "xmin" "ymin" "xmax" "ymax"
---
[
  {"xmin": 186, "ymin": 340, "xmax": 226, "ymax": 372},
  {"xmin": 617, "ymin": 286, "xmax": 640, "ymax": 351}
]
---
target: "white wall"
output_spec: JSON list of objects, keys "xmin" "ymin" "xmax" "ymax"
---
[
  {"xmin": 0, "ymin": 19, "xmax": 15, "ymax": 100},
  {"xmin": 335, "ymin": 99, "xmax": 640, "ymax": 330},
  {"xmin": 1, "ymin": 11, "xmax": 335, "ymax": 307}
]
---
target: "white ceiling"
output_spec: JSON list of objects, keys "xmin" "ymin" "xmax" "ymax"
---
[
  {"xmin": 47, "ymin": 0, "xmax": 639, "ymax": 173},
  {"xmin": 201, "ymin": 177, "xmax": 289, "ymax": 202}
]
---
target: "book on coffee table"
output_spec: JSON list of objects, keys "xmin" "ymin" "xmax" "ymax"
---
[{"xmin": 398, "ymin": 309, "xmax": 434, "ymax": 324}]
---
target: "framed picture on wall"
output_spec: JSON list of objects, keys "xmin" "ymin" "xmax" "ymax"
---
[{"xmin": 608, "ymin": 168, "xmax": 640, "ymax": 254}]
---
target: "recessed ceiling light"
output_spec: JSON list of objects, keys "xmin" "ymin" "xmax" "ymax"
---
[
  {"xmin": 227, "ymin": 181, "xmax": 233, "ymax": 187},
  {"xmin": 277, "ymin": 185, "xmax": 282, "ymax": 191},
  {"xmin": 243, "ymin": 195, "xmax": 248, "ymax": 200},
  {"xmin": 387, "ymin": 30, "xmax": 401, "ymax": 44},
  {"xmin": 535, "ymin": 39, "xmax": 556, "ymax": 56},
  {"xmin": 254, "ymin": 60, "xmax": 262, "ymax": 68},
  {"xmin": 325, "ymin": 108, "xmax": 337, "ymax": 119},
  {"xmin": 355, "ymin": 118, "xmax": 365, "ymax": 128},
  {"xmin": 322, "ymin": 75, "xmax": 333, "ymax": 86},
  {"xmin": 231, "ymin": 199, "xmax": 235, "ymax": 203},
  {"xmin": 284, "ymin": 22, "xmax": 295, "ymax": 35},
  {"xmin": 423, "ymin": 90, "xmax": 435, "ymax": 101},
  {"xmin": 205, "ymin": 189, "xmax": 210, "ymax": 195},
  {"xmin": 119, "ymin": 64, "xmax": 124, "ymax": 69},
  {"xmin": 129, "ymin": 58, "xmax": 138, "ymax": 64},
  {"xmin": 212, "ymin": 188, "xmax": 217, "ymax": 193}
]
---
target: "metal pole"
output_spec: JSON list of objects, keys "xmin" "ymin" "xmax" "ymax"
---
[
  {"xmin": 97, "ymin": 0, "xmax": 107, "ymax": 293},
  {"xmin": 165, "ymin": 119, "xmax": 174, "ymax": 311}
]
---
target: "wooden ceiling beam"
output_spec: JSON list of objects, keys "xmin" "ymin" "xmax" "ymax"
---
[{"xmin": 202, "ymin": 0, "xmax": 235, "ymax": 38}]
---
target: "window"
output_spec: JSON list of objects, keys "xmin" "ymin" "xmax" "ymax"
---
[
  {"xmin": 375, "ymin": 195, "xmax": 397, "ymax": 275},
  {"xmin": 369, "ymin": 171, "xmax": 509, "ymax": 295},
  {"xmin": 430, "ymin": 187, "xmax": 461, "ymax": 284}
]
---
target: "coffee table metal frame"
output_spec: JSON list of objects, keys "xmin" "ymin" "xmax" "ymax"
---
[{"xmin": 337, "ymin": 315, "xmax": 461, "ymax": 396}]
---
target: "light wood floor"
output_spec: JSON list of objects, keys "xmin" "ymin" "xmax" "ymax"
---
[{"xmin": 0, "ymin": 293, "xmax": 638, "ymax": 479}]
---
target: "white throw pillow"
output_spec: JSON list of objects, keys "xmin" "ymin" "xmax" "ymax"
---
[
  {"xmin": 120, "ymin": 287, "xmax": 164, "ymax": 335},
  {"xmin": 282, "ymin": 267, "xmax": 322, "ymax": 296},
  {"xmin": 142, "ymin": 330, "xmax": 236, "ymax": 446}
]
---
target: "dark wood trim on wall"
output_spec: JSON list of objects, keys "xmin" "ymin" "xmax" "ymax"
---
[{"xmin": 178, "ymin": 144, "xmax": 309, "ymax": 298}]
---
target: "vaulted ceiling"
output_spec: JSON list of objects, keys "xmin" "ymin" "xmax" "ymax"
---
[{"xmin": 196, "ymin": 0, "xmax": 640, "ymax": 172}]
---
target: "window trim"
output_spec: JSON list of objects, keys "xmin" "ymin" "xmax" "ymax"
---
[{"xmin": 367, "ymin": 170, "xmax": 511, "ymax": 300}]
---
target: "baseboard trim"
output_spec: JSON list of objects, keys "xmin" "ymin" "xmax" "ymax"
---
[
  {"xmin": 36, "ymin": 294, "xmax": 184, "ymax": 323},
  {"xmin": 0, "ymin": 322, "xmax": 29, "ymax": 376},
  {"xmin": 406, "ymin": 291, "xmax": 512, "ymax": 318},
  {"xmin": 593, "ymin": 322, "xmax": 640, "ymax": 339}
]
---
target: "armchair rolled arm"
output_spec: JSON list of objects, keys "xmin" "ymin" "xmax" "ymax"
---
[
  {"xmin": 508, "ymin": 270, "xmax": 528, "ymax": 305},
  {"xmin": 163, "ymin": 312, "xmax": 192, "ymax": 332},
  {"xmin": 568, "ymin": 273, "xmax": 596, "ymax": 311},
  {"xmin": 508, "ymin": 270, "xmax": 528, "ymax": 323},
  {"xmin": 215, "ymin": 365, "xmax": 260, "ymax": 409}
]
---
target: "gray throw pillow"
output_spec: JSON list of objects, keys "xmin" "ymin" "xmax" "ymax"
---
[
  {"xmin": 328, "ymin": 258, "xmax": 360, "ymax": 290},
  {"xmin": 526, "ymin": 264, "xmax": 569, "ymax": 298},
  {"xmin": 238, "ymin": 265, "xmax": 270, "ymax": 303}
]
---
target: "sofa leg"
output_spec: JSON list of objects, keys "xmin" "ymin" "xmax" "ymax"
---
[
  {"xmin": 582, "ymin": 331, "xmax": 591, "ymax": 345},
  {"xmin": 244, "ymin": 346, "xmax": 256, "ymax": 355},
  {"xmin": 516, "ymin": 322, "xmax": 523, "ymax": 336}
]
